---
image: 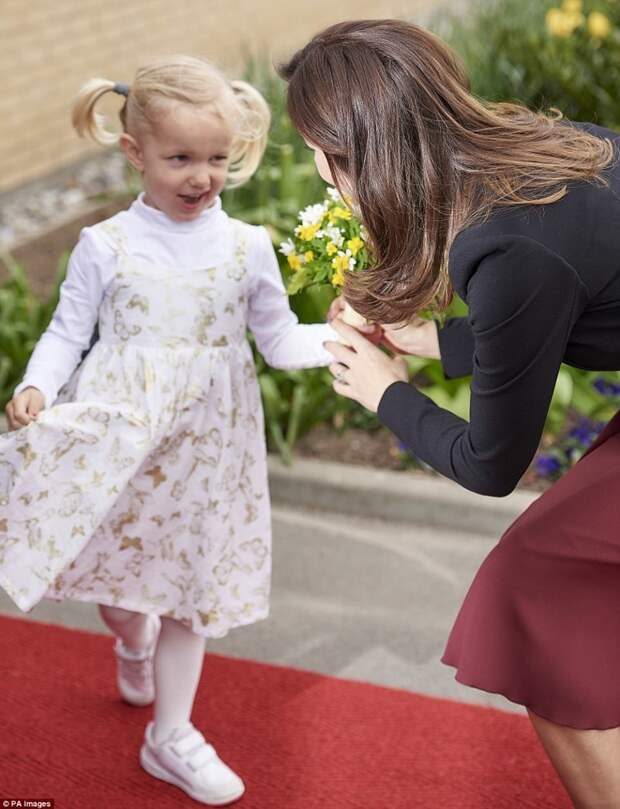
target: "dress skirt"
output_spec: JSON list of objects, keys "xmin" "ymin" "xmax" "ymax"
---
[{"xmin": 442, "ymin": 409, "xmax": 620, "ymax": 730}]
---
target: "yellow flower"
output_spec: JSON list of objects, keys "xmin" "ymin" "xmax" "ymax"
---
[
  {"xmin": 328, "ymin": 206, "xmax": 352, "ymax": 222},
  {"xmin": 562, "ymin": 0, "xmax": 581, "ymax": 12},
  {"xmin": 298, "ymin": 223, "xmax": 321, "ymax": 241},
  {"xmin": 287, "ymin": 253, "xmax": 302, "ymax": 271},
  {"xmin": 545, "ymin": 7, "xmax": 583, "ymax": 36},
  {"xmin": 568, "ymin": 10, "xmax": 585, "ymax": 27},
  {"xmin": 588, "ymin": 10, "xmax": 611, "ymax": 39},
  {"xmin": 331, "ymin": 267, "xmax": 346, "ymax": 287},
  {"xmin": 346, "ymin": 236, "xmax": 364, "ymax": 256},
  {"xmin": 326, "ymin": 242, "xmax": 338, "ymax": 256},
  {"xmin": 304, "ymin": 250, "xmax": 315, "ymax": 262},
  {"xmin": 332, "ymin": 254, "xmax": 350, "ymax": 273},
  {"xmin": 331, "ymin": 255, "xmax": 350, "ymax": 286}
]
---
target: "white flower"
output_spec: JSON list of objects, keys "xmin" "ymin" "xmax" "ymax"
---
[
  {"xmin": 324, "ymin": 225, "xmax": 345, "ymax": 247},
  {"xmin": 327, "ymin": 186, "xmax": 342, "ymax": 202},
  {"xmin": 299, "ymin": 202, "xmax": 328, "ymax": 227},
  {"xmin": 279, "ymin": 238, "xmax": 295, "ymax": 256},
  {"xmin": 337, "ymin": 249, "xmax": 357, "ymax": 271}
]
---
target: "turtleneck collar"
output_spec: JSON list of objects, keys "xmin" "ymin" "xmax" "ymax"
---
[{"xmin": 131, "ymin": 192, "xmax": 224, "ymax": 232}]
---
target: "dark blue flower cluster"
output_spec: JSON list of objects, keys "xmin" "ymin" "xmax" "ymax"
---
[
  {"xmin": 567, "ymin": 416, "xmax": 606, "ymax": 445},
  {"xmin": 535, "ymin": 416, "xmax": 606, "ymax": 480},
  {"xmin": 535, "ymin": 454, "xmax": 562, "ymax": 476},
  {"xmin": 592, "ymin": 376, "xmax": 620, "ymax": 398}
]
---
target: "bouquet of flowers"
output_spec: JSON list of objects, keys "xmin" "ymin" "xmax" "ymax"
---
[
  {"xmin": 279, "ymin": 186, "xmax": 370, "ymax": 327},
  {"xmin": 279, "ymin": 187, "xmax": 443, "ymax": 332}
]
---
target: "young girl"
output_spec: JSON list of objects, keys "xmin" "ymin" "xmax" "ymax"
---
[{"xmin": 0, "ymin": 55, "xmax": 337, "ymax": 805}]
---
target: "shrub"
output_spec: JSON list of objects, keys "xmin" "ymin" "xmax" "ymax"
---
[
  {"xmin": 435, "ymin": 0, "xmax": 620, "ymax": 128},
  {"xmin": 0, "ymin": 252, "xmax": 64, "ymax": 408}
]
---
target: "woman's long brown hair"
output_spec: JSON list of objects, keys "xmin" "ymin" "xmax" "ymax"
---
[{"xmin": 278, "ymin": 19, "xmax": 616, "ymax": 323}]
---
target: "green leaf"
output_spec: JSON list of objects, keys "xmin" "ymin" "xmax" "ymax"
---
[
  {"xmin": 552, "ymin": 368, "xmax": 574, "ymax": 408},
  {"xmin": 286, "ymin": 269, "xmax": 313, "ymax": 296}
]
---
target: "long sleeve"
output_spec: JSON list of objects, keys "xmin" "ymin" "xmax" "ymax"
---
[
  {"xmin": 436, "ymin": 317, "xmax": 475, "ymax": 379},
  {"xmin": 247, "ymin": 227, "xmax": 338, "ymax": 369},
  {"xmin": 377, "ymin": 236, "xmax": 588, "ymax": 496},
  {"xmin": 14, "ymin": 230, "xmax": 105, "ymax": 408}
]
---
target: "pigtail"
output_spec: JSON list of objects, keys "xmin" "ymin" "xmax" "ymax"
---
[
  {"xmin": 226, "ymin": 80, "xmax": 271, "ymax": 188},
  {"xmin": 71, "ymin": 79, "xmax": 127, "ymax": 146}
]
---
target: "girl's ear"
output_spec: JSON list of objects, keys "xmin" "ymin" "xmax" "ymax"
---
[{"xmin": 119, "ymin": 133, "xmax": 145, "ymax": 172}]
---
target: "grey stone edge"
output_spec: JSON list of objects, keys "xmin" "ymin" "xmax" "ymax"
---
[{"xmin": 268, "ymin": 455, "xmax": 539, "ymax": 538}]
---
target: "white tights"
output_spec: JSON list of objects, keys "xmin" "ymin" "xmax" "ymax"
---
[{"xmin": 99, "ymin": 605, "xmax": 205, "ymax": 743}]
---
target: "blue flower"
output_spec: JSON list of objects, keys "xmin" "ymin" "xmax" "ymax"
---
[
  {"xmin": 535, "ymin": 454, "xmax": 562, "ymax": 477},
  {"xmin": 592, "ymin": 377, "xmax": 620, "ymax": 398},
  {"xmin": 568, "ymin": 417, "xmax": 605, "ymax": 445},
  {"xmin": 568, "ymin": 425, "xmax": 592, "ymax": 443}
]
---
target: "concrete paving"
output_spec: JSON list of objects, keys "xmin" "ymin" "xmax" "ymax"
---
[{"xmin": 0, "ymin": 458, "xmax": 537, "ymax": 716}]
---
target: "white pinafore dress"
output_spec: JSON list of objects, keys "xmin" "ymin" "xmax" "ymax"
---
[{"xmin": 0, "ymin": 219, "xmax": 270, "ymax": 638}]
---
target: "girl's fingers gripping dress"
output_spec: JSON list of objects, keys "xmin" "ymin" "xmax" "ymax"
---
[{"xmin": 6, "ymin": 388, "xmax": 45, "ymax": 430}]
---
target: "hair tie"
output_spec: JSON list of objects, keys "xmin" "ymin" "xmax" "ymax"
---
[{"xmin": 113, "ymin": 83, "xmax": 130, "ymax": 97}]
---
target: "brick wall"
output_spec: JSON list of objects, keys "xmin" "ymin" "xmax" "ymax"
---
[{"xmin": 1, "ymin": 0, "xmax": 451, "ymax": 193}]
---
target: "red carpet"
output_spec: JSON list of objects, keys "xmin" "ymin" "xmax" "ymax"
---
[{"xmin": 0, "ymin": 615, "xmax": 571, "ymax": 809}]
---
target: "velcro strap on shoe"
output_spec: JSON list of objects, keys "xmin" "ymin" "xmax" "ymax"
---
[
  {"xmin": 171, "ymin": 728, "xmax": 205, "ymax": 757},
  {"xmin": 187, "ymin": 743, "xmax": 216, "ymax": 772},
  {"xmin": 171, "ymin": 727, "xmax": 217, "ymax": 772}
]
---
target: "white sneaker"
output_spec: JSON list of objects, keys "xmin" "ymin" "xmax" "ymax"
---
[
  {"xmin": 140, "ymin": 721, "xmax": 245, "ymax": 805},
  {"xmin": 114, "ymin": 613, "xmax": 160, "ymax": 706}
]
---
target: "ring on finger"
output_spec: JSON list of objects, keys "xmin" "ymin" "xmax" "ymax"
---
[{"xmin": 334, "ymin": 363, "xmax": 348, "ymax": 383}]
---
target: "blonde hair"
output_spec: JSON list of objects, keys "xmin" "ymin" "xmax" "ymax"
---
[{"xmin": 71, "ymin": 55, "xmax": 270, "ymax": 188}]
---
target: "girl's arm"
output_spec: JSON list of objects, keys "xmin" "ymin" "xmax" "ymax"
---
[
  {"xmin": 14, "ymin": 229, "xmax": 105, "ymax": 408},
  {"xmin": 247, "ymin": 227, "xmax": 338, "ymax": 369}
]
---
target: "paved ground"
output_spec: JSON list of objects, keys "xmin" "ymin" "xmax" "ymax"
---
[{"xmin": 0, "ymin": 468, "xmax": 531, "ymax": 716}]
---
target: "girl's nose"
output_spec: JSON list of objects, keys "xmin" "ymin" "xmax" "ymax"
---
[{"xmin": 190, "ymin": 170, "xmax": 211, "ymax": 190}]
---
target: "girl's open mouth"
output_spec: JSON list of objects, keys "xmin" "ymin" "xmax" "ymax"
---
[{"xmin": 179, "ymin": 192, "xmax": 207, "ymax": 209}]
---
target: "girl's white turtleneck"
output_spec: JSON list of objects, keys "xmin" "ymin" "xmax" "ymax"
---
[{"xmin": 16, "ymin": 194, "xmax": 339, "ymax": 407}]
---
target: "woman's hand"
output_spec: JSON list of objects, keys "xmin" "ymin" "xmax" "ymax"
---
[
  {"xmin": 381, "ymin": 317, "xmax": 441, "ymax": 359},
  {"xmin": 5, "ymin": 387, "xmax": 45, "ymax": 430},
  {"xmin": 324, "ymin": 318, "xmax": 409, "ymax": 412},
  {"xmin": 328, "ymin": 297, "xmax": 441, "ymax": 358}
]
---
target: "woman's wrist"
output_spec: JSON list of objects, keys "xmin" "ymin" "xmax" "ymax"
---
[{"xmin": 382, "ymin": 318, "xmax": 441, "ymax": 358}]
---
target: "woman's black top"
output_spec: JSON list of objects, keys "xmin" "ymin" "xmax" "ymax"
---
[{"xmin": 377, "ymin": 122, "xmax": 620, "ymax": 496}]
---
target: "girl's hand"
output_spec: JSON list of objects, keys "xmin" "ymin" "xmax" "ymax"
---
[
  {"xmin": 381, "ymin": 317, "xmax": 441, "ymax": 359},
  {"xmin": 327, "ymin": 295, "xmax": 347, "ymax": 324},
  {"xmin": 327, "ymin": 295, "xmax": 383, "ymax": 344},
  {"xmin": 5, "ymin": 387, "xmax": 45, "ymax": 430},
  {"xmin": 324, "ymin": 317, "xmax": 409, "ymax": 413}
]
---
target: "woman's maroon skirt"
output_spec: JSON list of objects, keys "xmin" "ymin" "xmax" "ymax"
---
[{"xmin": 442, "ymin": 410, "xmax": 620, "ymax": 730}]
